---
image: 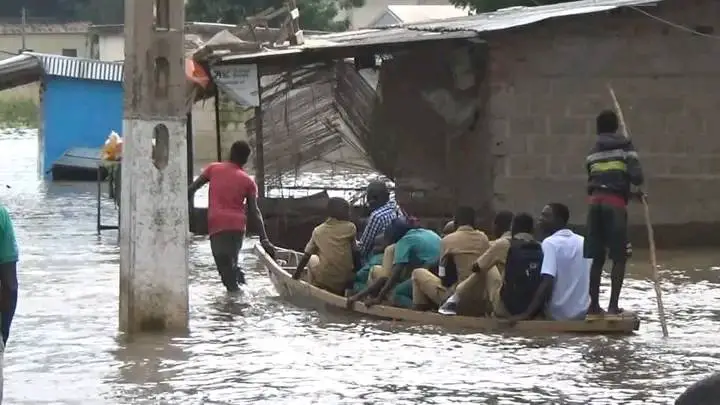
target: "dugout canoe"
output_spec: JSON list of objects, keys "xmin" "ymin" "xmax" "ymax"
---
[{"xmin": 254, "ymin": 244, "xmax": 641, "ymax": 335}]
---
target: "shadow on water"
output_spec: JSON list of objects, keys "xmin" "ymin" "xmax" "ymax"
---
[{"xmin": 2, "ymin": 129, "xmax": 720, "ymax": 404}]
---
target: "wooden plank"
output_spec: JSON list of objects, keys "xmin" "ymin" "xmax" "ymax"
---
[{"xmin": 254, "ymin": 245, "xmax": 641, "ymax": 335}]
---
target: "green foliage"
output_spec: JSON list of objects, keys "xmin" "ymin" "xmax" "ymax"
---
[
  {"xmin": 0, "ymin": 99, "xmax": 39, "ymax": 128},
  {"xmin": 186, "ymin": 0, "xmax": 363, "ymax": 32},
  {"xmin": 4, "ymin": 0, "xmax": 357, "ymax": 31},
  {"xmin": 448, "ymin": 0, "xmax": 573, "ymax": 13}
]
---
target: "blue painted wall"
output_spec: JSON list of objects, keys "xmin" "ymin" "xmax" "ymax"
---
[{"xmin": 41, "ymin": 76, "xmax": 122, "ymax": 176}]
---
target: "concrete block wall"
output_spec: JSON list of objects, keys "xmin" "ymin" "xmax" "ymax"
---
[
  {"xmin": 191, "ymin": 98, "xmax": 249, "ymax": 170},
  {"xmin": 487, "ymin": 0, "xmax": 720, "ymax": 226}
]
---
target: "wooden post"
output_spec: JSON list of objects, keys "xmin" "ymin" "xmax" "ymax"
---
[
  {"xmin": 119, "ymin": 0, "xmax": 189, "ymax": 334},
  {"xmin": 255, "ymin": 67, "xmax": 265, "ymax": 198},
  {"xmin": 214, "ymin": 87, "xmax": 222, "ymax": 161},
  {"xmin": 186, "ymin": 111, "xmax": 195, "ymax": 232}
]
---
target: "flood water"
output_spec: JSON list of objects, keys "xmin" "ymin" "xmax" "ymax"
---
[{"xmin": 0, "ymin": 128, "xmax": 718, "ymax": 404}]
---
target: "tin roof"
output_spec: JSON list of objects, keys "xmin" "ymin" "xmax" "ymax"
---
[
  {"xmin": 405, "ymin": 0, "xmax": 661, "ymax": 33},
  {"xmin": 217, "ymin": 28, "xmax": 477, "ymax": 64},
  {"xmin": 213, "ymin": 0, "xmax": 661, "ymax": 65},
  {"xmin": 26, "ymin": 53, "xmax": 123, "ymax": 82}
]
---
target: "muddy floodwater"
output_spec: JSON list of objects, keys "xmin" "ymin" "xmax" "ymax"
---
[{"xmin": 0, "ymin": 128, "xmax": 718, "ymax": 404}]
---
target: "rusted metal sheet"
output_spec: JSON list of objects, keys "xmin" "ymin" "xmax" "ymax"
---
[
  {"xmin": 0, "ymin": 54, "xmax": 43, "ymax": 91},
  {"xmin": 406, "ymin": 0, "xmax": 661, "ymax": 33}
]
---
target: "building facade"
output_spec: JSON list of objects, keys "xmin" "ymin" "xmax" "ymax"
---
[
  {"xmin": 483, "ymin": 0, "xmax": 720, "ymax": 241},
  {"xmin": 0, "ymin": 22, "xmax": 90, "ymax": 60},
  {"xmin": 337, "ymin": 0, "xmax": 455, "ymax": 29}
]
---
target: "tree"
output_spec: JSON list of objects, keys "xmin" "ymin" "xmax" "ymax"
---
[
  {"xmin": 449, "ymin": 0, "xmax": 573, "ymax": 13},
  {"xmin": 186, "ymin": 0, "xmax": 364, "ymax": 32}
]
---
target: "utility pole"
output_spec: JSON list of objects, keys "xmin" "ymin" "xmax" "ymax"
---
[
  {"xmin": 119, "ymin": 0, "xmax": 189, "ymax": 334},
  {"xmin": 20, "ymin": 7, "xmax": 27, "ymax": 52}
]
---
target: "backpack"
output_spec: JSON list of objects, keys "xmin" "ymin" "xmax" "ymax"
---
[{"xmin": 500, "ymin": 238, "xmax": 544, "ymax": 316}]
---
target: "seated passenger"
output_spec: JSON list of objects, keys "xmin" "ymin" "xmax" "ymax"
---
[
  {"xmin": 347, "ymin": 218, "xmax": 441, "ymax": 309},
  {"xmin": 292, "ymin": 197, "xmax": 358, "ymax": 295},
  {"xmin": 440, "ymin": 212, "xmax": 543, "ymax": 318},
  {"xmin": 350, "ymin": 234, "xmax": 386, "ymax": 295},
  {"xmin": 411, "ymin": 206, "xmax": 490, "ymax": 311},
  {"xmin": 441, "ymin": 220, "xmax": 456, "ymax": 237},
  {"xmin": 509, "ymin": 203, "xmax": 591, "ymax": 321},
  {"xmin": 438, "ymin": 210, "xmax": 513, "ymax": 316}
]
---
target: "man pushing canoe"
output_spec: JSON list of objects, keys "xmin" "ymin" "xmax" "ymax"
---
[{"xmin": 584, "ymin": 110, "xmax": 645, "ymax": 316}]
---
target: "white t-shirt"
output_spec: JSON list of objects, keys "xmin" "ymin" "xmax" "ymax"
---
[{"xmin": 540, "ymin": 229, "xmax": 591, "ymax": 320}]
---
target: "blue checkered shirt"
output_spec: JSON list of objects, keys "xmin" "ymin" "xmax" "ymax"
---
[{"xmin": 358, "ymin": 200, "xmax": 402, "ymax": 261}]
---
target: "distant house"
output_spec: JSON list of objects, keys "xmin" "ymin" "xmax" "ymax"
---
[
  {"xmin": 88, "ymin": 23, "xmax": 209, "ymax": 61},
  {"xmin": 367, "ymin": 4, "xmax": 471, "ymax": 27},
  {"xmin": 337, "ymin": 0, "xmax": 458, "ymax": 29},
  {"xmin": 0, "ymin": 21, "xmax": 90, "ymax": 60}
]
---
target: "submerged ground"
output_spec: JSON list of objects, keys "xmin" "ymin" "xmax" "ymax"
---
[{"xmin": 0, "ymin": 128, "xmax": 718, "ymax": 404}]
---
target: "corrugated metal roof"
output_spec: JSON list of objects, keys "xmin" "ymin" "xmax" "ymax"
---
[
  {"xmin": 26, "ymin": 53, "xmax": 123, "ymax": 82},
  {"xmin": 405, "ymin": 0, "xmax": 662, "ymax": 32},
  {"xmin": 218, "ymin": 28, "xmax": 478, "ymax": 63}
]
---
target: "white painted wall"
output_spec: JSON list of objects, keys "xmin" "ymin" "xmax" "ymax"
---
[
  {"xmin": 97, "ymin": 35, "xmax": 124, "ymax": 61},
  {"xmin": 337, "ymin": 0, "xmax": 454, "ymax": 29}
]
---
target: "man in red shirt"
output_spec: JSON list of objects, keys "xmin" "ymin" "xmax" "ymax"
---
[{"xmin": 189, "ymin": 141, "xmax": 276, "ymax": 292}]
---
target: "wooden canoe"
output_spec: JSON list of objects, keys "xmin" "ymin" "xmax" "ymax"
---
[{"xmin": 254, "ymin": 245, "xmax": 641, "ymax": 335}]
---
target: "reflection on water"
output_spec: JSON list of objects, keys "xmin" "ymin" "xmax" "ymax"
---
[{"xmin": 0, "ymin": 128, "xmax": 718, "ymax": 404}]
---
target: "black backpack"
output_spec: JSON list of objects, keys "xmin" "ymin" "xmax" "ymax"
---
[{"xmin": 500, "ymin": 238, "xmax": 544, "ymax": 316}]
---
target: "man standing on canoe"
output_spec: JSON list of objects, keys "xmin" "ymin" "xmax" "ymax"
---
[
  {"xmin": 357, "ymin": 181, "xmax": 403, "ymax": 263},
  {"xmin": 584, "ymin": 110, "xmax": 645, "ymax": 316},
  {"xmin": 189, "ymin": 140, "xmax": 276, "ymax": 292}
]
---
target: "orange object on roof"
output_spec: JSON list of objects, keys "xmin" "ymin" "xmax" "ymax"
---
[{"xmin": 186, "ymin": 58, "xmax": 209, "ymax": 88}]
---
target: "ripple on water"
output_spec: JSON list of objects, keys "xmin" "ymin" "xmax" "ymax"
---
[{"xmin": 0, "ymin": 128, "xmax": 719, "ymax": 404}]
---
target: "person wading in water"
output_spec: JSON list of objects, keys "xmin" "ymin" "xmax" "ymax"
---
[
  {"xmin": 0, "ymin": 200, "xmax": 18, "ymax": 402},
  {"xmin": 189, "ymin": 140, "xmax": 276, "ymax": 292},
  {"xmin": 584, "ymin": 110, "xmax": 644, "ymax": 316}
]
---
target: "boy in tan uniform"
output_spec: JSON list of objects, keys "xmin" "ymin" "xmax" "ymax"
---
[
  {"xmin": 293, "ymin": 198, "xmax": 358, "ymax": 295},
  {"xmin": 411, "ymin": 207, "xmax": 489, "ymax": 310},
  {"xmin": 438, "ymin": 210, "xmax": 515, "ymax": 316}
]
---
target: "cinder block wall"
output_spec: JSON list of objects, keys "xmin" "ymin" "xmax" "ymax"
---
[{"xmin": 488, "ymin": 0, "xmax": 720, "ymax": 228}]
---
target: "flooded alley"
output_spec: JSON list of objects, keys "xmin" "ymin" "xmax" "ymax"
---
[{"xmin": 1, "ymin": 128, "xmax": 719, "ymax": 404}]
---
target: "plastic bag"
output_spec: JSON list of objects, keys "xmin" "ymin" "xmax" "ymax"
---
[{"xmin": 101, "ymin": 131, "xmax": 123, "ymax": 161}]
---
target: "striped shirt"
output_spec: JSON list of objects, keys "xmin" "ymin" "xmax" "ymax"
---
[{"xmin": 358, "ymin": 200, "xmax": 402, "ymax": 261}]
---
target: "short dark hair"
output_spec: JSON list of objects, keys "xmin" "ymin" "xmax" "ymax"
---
[
  {"xmin": 547, "ymin": 202, "xmax": 570, "ymax": 227},
  {"xmin": 454, "ymin": 206, "xmax": 475, "ymax": 227},
  {"xmin": 510, "ymin": 212, "xmax": 534, "ymax": 235},
  {"xmin": 327, "ymin": 197, "xmax": 350, "ymax": 220},
  {"xmin": 494, "ymin": 210, "xmax": 514, "ymax": 235},
  {"xmin": 597, "ymin": 110, "xmax": 619, "ymax": 134},
  {"xmin": 229, "ymin": 140, "xmax": 252, "ymax": 165}
]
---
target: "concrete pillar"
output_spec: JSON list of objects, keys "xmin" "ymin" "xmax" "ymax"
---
[{"xmin": 119, "ymin": 0, "xmax": 189, "ymax": 334}]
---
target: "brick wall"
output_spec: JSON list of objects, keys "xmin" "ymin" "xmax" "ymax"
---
[{"xmin": 487, "ymin": 0, "xmax": 720, "ymax": 227}]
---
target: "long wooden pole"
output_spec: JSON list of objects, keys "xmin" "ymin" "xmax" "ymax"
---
[{"xmin": 607, "ymin": 84, "xmax": 669, "ymax": 338}]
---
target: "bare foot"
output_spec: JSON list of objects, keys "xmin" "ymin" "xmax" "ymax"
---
[
  {"xmin": 607, "ymin": 307, "xmax": 624, "ymax": 315},
  {"xmin": 587, "ymin": 305, "xmax": 606, "ymax": 318}
]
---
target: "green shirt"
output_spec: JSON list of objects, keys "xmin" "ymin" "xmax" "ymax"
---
[
  {"xmin": 0, "ymin": 204, "xmax": 18, "ymax": 264},
  {"xmin": 393, "ymin": 228, "xmax": 442, "ymax": 273}
]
